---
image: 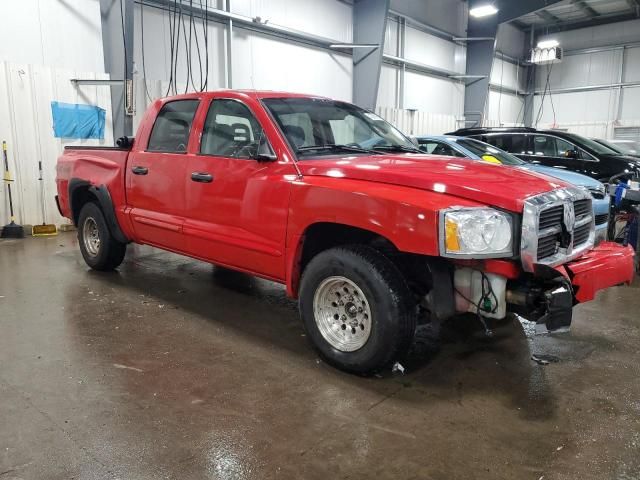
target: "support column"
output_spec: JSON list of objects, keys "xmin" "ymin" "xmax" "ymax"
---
[
  {"xmin": 463, "ymin": 16, "xmax": 498, "ymax": 127},
  {"xmin": 100, "ymin": 0, "xmax": 134, "ymax": 139},
  {"xmin": 523, "ymin": 26, "xmax": 536, "ymax": 127},
  {"xmin": 352, "ymin": 0, "xmax": 389, "ymax": 110}
]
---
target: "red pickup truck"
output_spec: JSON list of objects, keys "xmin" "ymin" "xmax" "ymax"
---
[{"xmin": 56, "ymin": 90, "xmax": 635, "ymax": 374}]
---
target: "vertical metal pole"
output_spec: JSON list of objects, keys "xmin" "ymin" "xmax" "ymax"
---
[
  {"xmin": 524, "ymin": 26, "xmax": 536, "ymax": 127},
  {"xmin": 352, "ymin": 0, "xmax": 389, "ymax": 110},
  {"xmin": 123, "ymin": 0, "xmax": 134, "ymax": 134},
  {"xmin": 462, "ymin": 14, "xmax": 499, "ymax": 127},
  {"xmin": 225, "ymin": 0, "xmax": 233, "ymax": 89},
  {"xmin": 398, "ymin": 17, "xmax": 405, "ymax": 110},
  {"xmin": 99, "ymin": 0, "xmax": 134, "ymax": 139},
  {"xmin": 614, "ymin": 46, "xmax": 626, "ymax": 132}
]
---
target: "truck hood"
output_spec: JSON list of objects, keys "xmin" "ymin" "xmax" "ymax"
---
[{"xmin": 297, "ymin": 154, "xmax": 568, "ymax": 212}]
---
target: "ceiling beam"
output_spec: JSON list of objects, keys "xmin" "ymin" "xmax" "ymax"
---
[
  {"xmin": 572, "ymin": 0, "xmax": 599, "ymax": 17},
  {"xmin": 496, "ymin": 0, "xmax": 564, "ymax": 23},
  {"xmin": 542, "ymin": 11, "xmax": 640, "ymax": 32},
  {"xmin": 535, "ymin": 9, "xmax": 562, "ymax": 23}
]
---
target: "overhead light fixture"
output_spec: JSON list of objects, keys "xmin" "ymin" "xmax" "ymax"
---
[
  {"xmin": 469, "ymin": 4, "xmax": 498, "ymax": 18},
  {"xmin": 537, "ymin": 39, "xmax": 560, "ymax": 49}
]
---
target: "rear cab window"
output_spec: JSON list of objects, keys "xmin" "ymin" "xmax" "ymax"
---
[{"xmin": 147, "ymin": 100, "xmax": 200, "ymax": 153}]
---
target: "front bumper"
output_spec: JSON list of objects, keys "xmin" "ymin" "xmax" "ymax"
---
[
  {"xmin": 458, "ymin": 242, "xmax": 635, "ymax": 332},
  {"xmin": 559, "ymin": 241, "xmax": 635, "ymax": 303}
]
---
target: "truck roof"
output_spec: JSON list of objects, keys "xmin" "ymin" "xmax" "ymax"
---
[{"xmin": 157, "ymin": 90, "xmax": 331, "ymax": 101}]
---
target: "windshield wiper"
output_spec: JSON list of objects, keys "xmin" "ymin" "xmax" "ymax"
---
[
  {"xmin": 296, "ymin": 144, "xmax": 380, "ymax": 154},
  {"xmin": 372, "ymin": 144, "xmax": 423, "ymax": 154}
]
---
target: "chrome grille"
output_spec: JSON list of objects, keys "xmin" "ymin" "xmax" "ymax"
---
[
  {"xmin": 574, "ymin": 199, "xmax": 591, "ymax": 218},
  {"xmin": 521, "ymin": 187, "xmax": 595, "ymax": 272}
]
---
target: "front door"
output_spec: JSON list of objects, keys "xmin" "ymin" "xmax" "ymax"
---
[
  {"xmin": 183, "ymin": 98, "xmax": 294, "ymax": 280},
  {"xmin": 126, "ymin": 99, "xmax": 200, "ymax": 252}
]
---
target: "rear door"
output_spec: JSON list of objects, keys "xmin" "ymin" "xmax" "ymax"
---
[
  {"xmin": 183, "ymin": 97, "xmax": 294, "ymax": 280},
  {"xmin": 477, "ymin": 133, "xmax": 532, "ymax": 159},
  {"xmin": 126, "ymin": 99, "xmax": 200, "ymax": 252},
  {"xmin": 520, "ymin": 134, "xmax": 589, "ymax": 175}
]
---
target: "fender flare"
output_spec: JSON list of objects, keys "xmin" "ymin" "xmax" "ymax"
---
[{"xmin": 69, "ymin": 178, "xmax": 129, "ymax": 244}]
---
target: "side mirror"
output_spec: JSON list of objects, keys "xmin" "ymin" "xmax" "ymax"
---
[
  {"xmin": 564, "ymin": 149, "xmax": 579, "ymax": 159},
  {"xmin": 254, "ymin": 136, "xmax": 277, "ymax": 162}
]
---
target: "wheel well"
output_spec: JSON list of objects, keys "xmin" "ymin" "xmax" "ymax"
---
[
  {"xmin": 295, "ymin": 223, "xmax": 446, "ymax": 305},
  {"xmin": 299, "ymin": 223, "xmax": 397, "ymax": 277},
  {"xmin": 70, "ymin": 186, "xmax": 98, "ymax": 226}
]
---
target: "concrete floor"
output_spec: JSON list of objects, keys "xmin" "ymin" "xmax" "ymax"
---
[{"xmin": 1, "ymin": 233, "xmax": 639, "ymax": 480}]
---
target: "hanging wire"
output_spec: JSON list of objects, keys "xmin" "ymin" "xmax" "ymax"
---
[{"xmin": 140, "ymin": 1, "xmax": 153, "ymax": 102}]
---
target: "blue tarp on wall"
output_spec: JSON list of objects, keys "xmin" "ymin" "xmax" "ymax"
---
[{"xmin": 51, "ymin": 101, "xmax": 106, "ymax": 139}]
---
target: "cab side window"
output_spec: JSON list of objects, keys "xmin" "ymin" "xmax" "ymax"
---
[
  {"xmin": 147, "ymin": 100, "xmax": 200, "ymax": 153},
  {"xmin": 200, "ymin": 99, "xmax": 265, "ymax": 159},
  {"xmin": 533, "ymin": 135, "xmax": 574, "ymax": 157},
  {"xmin": 485, "ymin": 134, "xmax": 528, "ymax": 154},
  {"xmin": 418, "ymin": 141, "xmax": 463, "ymax": 157}
]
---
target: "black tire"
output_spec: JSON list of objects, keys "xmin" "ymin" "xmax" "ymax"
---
[
  {"xmin": 299, "ymin": 245, "xmax": 417, "ymax": 374},
  {"xmin": 77, "ymin": 202, "xmax": 126, "ymax": 271}
]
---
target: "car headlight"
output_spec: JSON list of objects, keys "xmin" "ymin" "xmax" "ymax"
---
[
  {"xmin": 440, "ymin": 208, "xmax": 513, "ymax": 258},
  {"xmin": 584, "ymin": 184, "xmax": 606, "ymax": 199}
]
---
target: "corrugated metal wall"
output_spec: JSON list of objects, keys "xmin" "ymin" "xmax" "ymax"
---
[
  {"xmin": 376, "ymin": 106, "xmax": 458, "ymax": 136},
  {"xmin": 0, "ymin": 62, "xmax": 113, "ymax": 228},
  {"xmin": 534, "ymin": 18, "xmax": 640, "ymax": 138}
]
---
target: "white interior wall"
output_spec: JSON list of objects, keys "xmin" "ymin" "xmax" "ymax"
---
[
  {"xmin": 0, "ymin": 0, "xmax": 104, "ymax": 73},
  {"xmin": 0, "ymin": 63, "xmax": 113, "ymax": 228},
  {"xmin": 490, "ymin": 57, "xmax": 524, "ymax": 93},
  {"xmin": 231, "ymin": 30, "xmax": 352, "ymax": 101},
  {"xmin": 535, "ymin": 19, "xmax": 640, "ymax": 137},
  {"xmin": 376, "ymin": 107, "xmax": 458, "ymax": 136},
  {"xmin": 486, "ymin": 91, "xmax": 525, "ymax": 127},
  {"xmin": 231, "ymin": 0, "xmax": 353, "ymax": 42},
  {"xmin": 404, "ymin": 25, "xmax": 466, "ymax": 74},
  {"xmin": 378, "ymin": 19, "xmax": 464, "ymax": 130},
  {"xmin": 404, "ymin": 72, "xmax": 464, "ymax": 117},
  {"xmin": 133, "ymin": 0, "xmax": 353, "ymax": 129},
  {"xmin": 0, "ymin": 0, "xmax": 110, "ymax": 228}
]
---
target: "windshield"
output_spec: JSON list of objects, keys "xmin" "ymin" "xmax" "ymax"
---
[
  {"xmin": 455, "ymin": 138, "xmax": 525, "ymax": 166},
  {"xmin": 603, "ymin": 140, "xmax": 640, "ymax": 156},
  {"xmin": 559, "ymin": 132, "xmax": 619, "ymax": 155},
  {"xmin": 262, "ymin": 97, "xmax": 416, "ymax": 157}
]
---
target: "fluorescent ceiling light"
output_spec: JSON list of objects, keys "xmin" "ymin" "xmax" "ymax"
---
[
  {"xmin": 537, "ymin": 39, "xmax": 560, "ymax": 48},
  {"xmin": 469, "ymin": 4, "xmax": 498, "ymax": 17}
]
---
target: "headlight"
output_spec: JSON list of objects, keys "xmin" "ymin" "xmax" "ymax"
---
[
  {"xmin": 580, "ymin": 184, "xmax": 605, "ymax": 199},
  {"xmin": 440, "ymin": 208, "xmax": 513, "ymax": 258}
]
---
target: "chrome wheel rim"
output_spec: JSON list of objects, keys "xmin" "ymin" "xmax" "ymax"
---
[
  {"xmin": 82, "ymin": 217, "xmax": 100, "ymax": 257},
  {"xmin": 313, "ymin": 276, "xmax": 372, "ymax": 352}
]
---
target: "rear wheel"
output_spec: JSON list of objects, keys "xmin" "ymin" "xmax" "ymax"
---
[
  {"xmin": 77, "ymin": 202, "xmax": 126, "ymax": 271},
  {"xmin": 299, "ymin": 245, "xmax": 417, "ymax": 374}
]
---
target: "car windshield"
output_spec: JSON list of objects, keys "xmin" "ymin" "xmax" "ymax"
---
[
  {"xmin": 559, "ymin": 132, "xmax": 619, "ymax": 155},
  {"xmin": 455, "ymin": 138, "xmax": 525, "ymax": 166},
  {"xmin": 606, "ymin": 140, "xmax": 640, "ymax": 156},
  {"xmin": 261, "ymin": 97, "xmax": 418, "ymax": 157}
]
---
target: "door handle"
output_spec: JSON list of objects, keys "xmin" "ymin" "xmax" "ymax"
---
[
  {"xmin": 191, "ymin": 172, "xmax": 213, "ymax": 183},
  {"xmin": 132, "ymin": 166, "xmax": 149, "ymax": 175}
]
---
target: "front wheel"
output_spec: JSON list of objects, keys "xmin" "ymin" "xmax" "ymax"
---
[
  {"xmin": 299, "ymin": 245, "xmax": 417, "ymax": 374},
  {"xmin": 77, "ymin": 202, "xmax": 126, "ymax": 271}
]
